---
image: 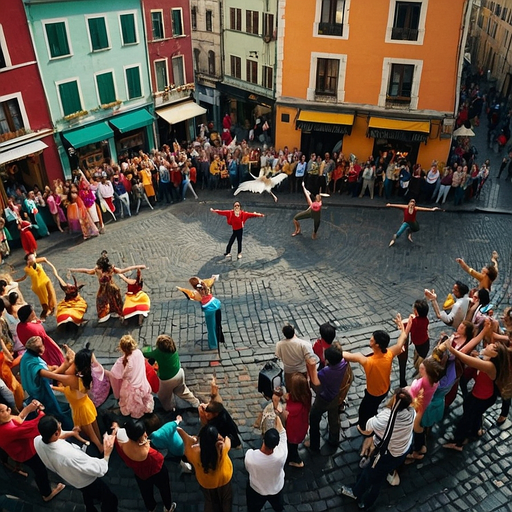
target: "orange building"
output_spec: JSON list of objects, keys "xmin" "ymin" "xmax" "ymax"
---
[{"xmin": 275, "ymin": 0, "xmax": 471, "ymax": 165}]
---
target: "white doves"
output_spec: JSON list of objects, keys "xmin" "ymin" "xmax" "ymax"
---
[{"xmin": 234, "ymin": 167, "xmax": 288, "ymax": 202}]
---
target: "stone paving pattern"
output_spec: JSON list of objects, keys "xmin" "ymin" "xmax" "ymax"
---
[{"xmin": 1, "ymin": 122, "xmax": 512, "ymax": 511}]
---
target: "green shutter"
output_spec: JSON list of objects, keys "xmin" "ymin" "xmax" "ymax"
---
[
  {"xmin": 59, "ymin": 81, "xmax": 82, "ymax": 116},
  {"xmin": 151, "ymin": 12, "xmax": 163, "ymax": 39},
  {"xmin": 96, "ymin": 72, "xmax": 116, "ymax": 104},
  {"xmin": 172, "ymin": 10, "xmax": 182, "ymax": 36},
  {"xmin": 126, "ymin": 67, "xmax": 142, "ymax": 98},
  {"xmin": 88, "ymin": 18, "xmax": 109, "ymax": 51},
  {"xmin": 120, "ymin": 14, "xmax": 137, "ymax": 44},
  {"xmin": 46, "ymin": 22, "xmax": 70, "ymax": 58}
]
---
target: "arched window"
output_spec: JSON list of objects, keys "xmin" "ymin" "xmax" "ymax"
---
[{"xmin": 208, "ymin": 50, "xmax": 215, "ymax": 76}]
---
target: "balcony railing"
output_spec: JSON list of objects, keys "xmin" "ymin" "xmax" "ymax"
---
[
  {"xmin": 385, "ymin": 95, "xmax": 412, "ymax": 108},
  {"xmin": 391, "ymin": 27, "xmax": 419, "ymax": 41},
  {"xmin": 318, "ymin": 22, "xmax": 344, "ymax": 37}
]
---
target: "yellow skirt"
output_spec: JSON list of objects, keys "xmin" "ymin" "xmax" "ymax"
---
[
  {"xmin": 123, "ymin": 291, "xmax": 150, "ymax": 319},
  {"xmin": 56, "ymin": 296, "xmax": 88, "ymax": 326}
]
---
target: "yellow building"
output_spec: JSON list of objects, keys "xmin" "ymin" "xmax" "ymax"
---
[
  {"xmin": 470, "ymin": 0, "xmax": 512, "ymax": 98},
  {"xmin": 275, "ymin": 0, "xmax": 471, "ymax": 165}
]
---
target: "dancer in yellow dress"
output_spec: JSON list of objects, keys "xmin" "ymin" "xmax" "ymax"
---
[
  {"xmin": 46, "ymin": 260, "xmax": 88, "ymax": 327},
  {"xmin": 15, "ymin": 253, "xmax": 56, "ymax": 320},
  {"xmin": 118, "ymin": 269, "xmax": 150, "ymax": 326}
]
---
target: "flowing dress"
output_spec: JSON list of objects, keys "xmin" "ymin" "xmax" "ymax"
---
[
  {"xmin": 60, "ymin": 379, "xmax": 97, "ymax": 426},
  {"xmin": 88, "ymin": 358, "xmax": 111, "ymax": 408},
  {"xmin": 24, "ymin": 262, "xmax": 56, "ymax": 311},
  {"xmin": 97, "ymin": 269, "xmax": 124, "ymax": 322},
  {"xmin": 56, "ymin": 283, "xmax": 88, "ymax": 326},
  {"xmin": 66, "ymin": 196, "xmax": 98, "ymax": 238},
  {"xmin": 109, "ymin": 349, "xmax": 154, "ymax": 418},
  {"xmin": 123, "ymin": 271, "xmax": 150, "ymax": 320},
  {"xmin": 22, "ymin": 198, "xmax": 49, "ymax": 237},
  {"xmin": 141, "ymin": 168, "xmax": 155, "ymax": 198},
  {"xmin": 19, "ymin": 220, "xmax": 37, "ymax": 255}
]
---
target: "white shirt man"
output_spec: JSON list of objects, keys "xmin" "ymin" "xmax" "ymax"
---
[
  {"xmin": 425, "ymin": 281, "xmax": 470, "ymax": 329},
  {"xmin": 35, "ymin": 415, "xmax": 117, "ymax": 511},
  {"xmin": 244, "ymin": 417, "xmax": 287, "ymax": 512}
]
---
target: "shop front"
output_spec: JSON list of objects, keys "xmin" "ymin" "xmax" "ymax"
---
[
  {"xmin": 296, "ymin": 110, "xmax": 354, "ymax": 157},
  {"xmin": 156, "ymin": 99, "xmax": 207, "ymax": 146},
  {"xmin": 109, "ymin": 108, "xmax": 155, "ymax": 160},
  {"xmin": 367, "ymin": 117, "xmax": 431, "ymax": 164}
]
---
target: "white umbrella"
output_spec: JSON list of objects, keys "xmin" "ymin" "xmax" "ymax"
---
[{"xmin": 453, "ymin": 125, "xmax": 475, "ymax": 137}]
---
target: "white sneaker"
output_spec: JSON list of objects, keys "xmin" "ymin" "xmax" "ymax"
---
[
  {"xmin": 224, "ymin": 253, "xmax": 231, "ymax": 259},
  {"xmin": 387, "ymin": 471, "xmax": 400, "ymax": 486},
  {"xmin": 237, "ymin": 253, "xmax": 242, "ymax": 259},
  {"xmin": 179, "ymin": 460, "xmax": 193, "ymax": 473},
  {"xmin": 165, "ymin": 503, "xmax": 177, "ymax": 512}
]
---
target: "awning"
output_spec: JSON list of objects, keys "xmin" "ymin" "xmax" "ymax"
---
[
  {"xmin": 296, "ymin": 110, "xmax": 354, "ymax": 135},
  {"xmin": 156, "ymin": 101, "xmax": 207, "ymax": 125},
  {"xmin": 109, "ymin": 108, "xmax": 154, "ymax": 133},
  {"xmin": 368, "ymin": 117, "xmax": 431, "ymax": 143},
  {"xmin": 63, "ymin": 122, "xmax": 114, "ymax": 149},
  {"xmin": 0, "ymin": 140, "xmax": 48, "ymax": 166}
]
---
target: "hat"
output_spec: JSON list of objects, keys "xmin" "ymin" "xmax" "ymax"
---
[
  {"xmin": 18, "ymin": 304, "xmax": 33, "ymax": 323},
  {"xmin": 263, "ymin": 428, "xmax": 280, "ymax": 449}
]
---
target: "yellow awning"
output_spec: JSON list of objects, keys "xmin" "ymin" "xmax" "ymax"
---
[
  {"xmin": 368, "ymin": 117, "xmax": 431, "ymax": 133},
  {"xmin": 298, "ymin": 110, "xmax": 354, "ymax": 126}
]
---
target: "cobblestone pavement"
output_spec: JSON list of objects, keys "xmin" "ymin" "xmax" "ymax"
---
[{"xmin": 1, "ymin": 121, "xmax": 512, "ymax": 512}]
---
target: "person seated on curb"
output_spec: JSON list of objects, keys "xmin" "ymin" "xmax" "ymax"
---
[
  {"xmin": 343, "ymin": 317, "xmax": 409, "ymax": 434},
  {"xmin": 198, "ymin": 375, "xmax": 242, "ymax": 449}
]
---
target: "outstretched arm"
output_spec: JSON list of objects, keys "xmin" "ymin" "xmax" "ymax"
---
[
  {"xmin": 389, "ymin": 313, "xmax": 410, "ymax": 357},
  {"xmin": 46, "ymin": 260, "xmax": 67, "ymax": 288},
  {"xmin": 117, "ymin": 273, "xmax": 135, "ymax": 285},
  {"xmin": 447, "ymin": 343, "xmax": 497, "ymax": 380},
  {"xmin": 415, "ymin": 206, "xmax": 441, "ymax": 212},
  {"xmin": 491, "ymin": 251, "xmax": 499, "ymax": 273},
  {"xmin": 302, "ymin": 182, "xmax": 313, "ymax": 207},
  {"xmin": 386, "ymin": 203, "xmax": 407, "ymax": 210},
  {"xmin": 456, "ymin": 258, "xmax": 484, "ymax": 282},
  {"xmin": 69, "ymin": 267, "xmax": 96, "ymax": 275},
  {"xmin": 114, "ymin": 265, "xmax": 146, "ymax": 274}
]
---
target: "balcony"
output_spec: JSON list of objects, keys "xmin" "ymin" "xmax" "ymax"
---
[
  {"xmin": 391, "ymin": 27, "xmax": 419, "ymax": 41},
  {"xmin": 153, "ymin": 83, "xmax": 195, "ymax": 107},
  {"xmin": 385, "ymin": 96, "xmax": 412, "ymax": 109},
  {"xmin": 318, "ymin": 22, "xmax": 344, "ymax": 37}
]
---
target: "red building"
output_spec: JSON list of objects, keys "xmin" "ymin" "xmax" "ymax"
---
[
  {"xmin": 0, "ymin": 0, "xmax": 63, "ymax": 206},
  {"xmin": 142, "ymin": 0, "xmax": 206, "ymax": 145}
]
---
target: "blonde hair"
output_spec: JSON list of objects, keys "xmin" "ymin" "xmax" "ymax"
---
[{"xmin": 119, "ymin": 335, "xmax": 138, "ymax": 366}]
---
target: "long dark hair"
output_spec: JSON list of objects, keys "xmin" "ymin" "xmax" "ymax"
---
[
  {"xmin": 199, "ymin": 425, "xmax": 221, "ymax": 474},
  {"xmin": 74, "ymin": 343, "xmax": 93, "ymax": 390}
]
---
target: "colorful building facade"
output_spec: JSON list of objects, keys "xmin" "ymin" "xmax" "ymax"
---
[
  {"xmin": 219, "ymin": 0, "xmax": 278, "ymax": 141},
  {"xmin": 275, "ymin": 0, "xmax": 470, "ymax": 165},
  {"xmin": 24, "ymin": 0, "xmax": 154, "ymax": 176},
  {"xmin": 141, "ymin": 0, "xmax": 204, "ymax": 145},
  {"xmin": 0, "ymin": 0, "xmax": 63, "ymax": 205}
]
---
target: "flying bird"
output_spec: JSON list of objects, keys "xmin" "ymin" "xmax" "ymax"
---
[{"xmin": 234, "ymin": 167, "xmax": 288, "ymax": 202}]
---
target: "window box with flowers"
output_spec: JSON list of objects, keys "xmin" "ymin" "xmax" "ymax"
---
[
  {"xmin": 64, "ymin": 110, "xmax": 89, "ymax": 121},
  {"xmin": 100, "ymin": 100, "xmax": 122, "ymax": 110}
]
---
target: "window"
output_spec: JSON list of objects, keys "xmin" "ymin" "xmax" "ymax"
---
[
  {"xmin": 0, "ymin": 98, "xmax": 23, "ymax": 134},
  {"xmin": 319, "ymin": 0, "xmax": 345, "ymax": 36},
  {"xmin": 172, "ymin": 8, "xmax": 184, "ymax": 37},
  {"xmin": 391, "ymin": 2, "xmax": 421, "ymax": 41},
  {"xmin": 387, "ymin": 63, "xmax": 414, "ymax": 105},
  {"xmin": 87, "ymin": 17, "xmax": 110, "ymax": 51},
  {"xmin": 95, "ymin": 71, "xmax": 116, "ymax": 105},
  {"xmin": 44, "ymin": 21, "xmax": 71, "ymax": 59},
  {"xmin": 246, "ymin": 59, "xmax": 258, "ymax": 84},
  {"xmin": 263, "ymin": 13, "xmax": 274, "ymax": 39},
  {"xmin": 194, "ymin": 48, "xmax": 200, "ymax": 73},
  {"xmin": 154, "ymin": 60, "xmax": 168, "ymax": 91},
  {"xmin": 58, "ymin": 80, "xmax": 82, "ymax": 116},
  {"xmin": 246, "ymin": 10, "xmax": 259, "ymax": 34},
  {"xmin": 151, "ymin": 11, "xmax": 164, "ymax": 40},
  {"xmin": 172, "ymin": 55, "xmax": 185, "ymax": 86},
  {"xmin": 230, "ymin": 55, "xmax": 241, "ymax": 79},
  {"xmin": 230, "ymin": 8, "xmax": 242, "ymax": 31},
  {"xmin": 125, "ymin": 66, "xmax": 142, "ymax": 99},
  {"xmin": 191, "ymin": 7, "xmax": 197, "ymax": 30},
  {"xmin": 120, "ymin": 13, "xmax": 138, "ymax": 45},
  {"xmin": 0, "ymin": 26, "xmax": 11, "ymax": 69},
  {"xmin": 315, "ymin": 58, "xmax": 339, "ymax": 95},
  {"xmin": 208, "ymin": 51, "xmax": 216, "ymax": 75},
  {"xmin": 263, "ymin": 66, "xmax": 273, "ymax": 89},
  {"xmin": 206, "ymin": 10, "xmax": 213, "ymax": 32}
]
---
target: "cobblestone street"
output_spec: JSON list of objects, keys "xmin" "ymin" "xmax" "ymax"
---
[{"xmin": 1, "ymin": 178, "xmax": 511, "ymax": 512}]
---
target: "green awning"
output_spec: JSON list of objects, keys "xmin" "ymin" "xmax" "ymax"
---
[
  {"xmin": 109, "ymin": 109, "xmax": 154, "ymax": 133},
  {"xmin": 63, "ymin": 122, "xmax": 113, "ymax": 149}
]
